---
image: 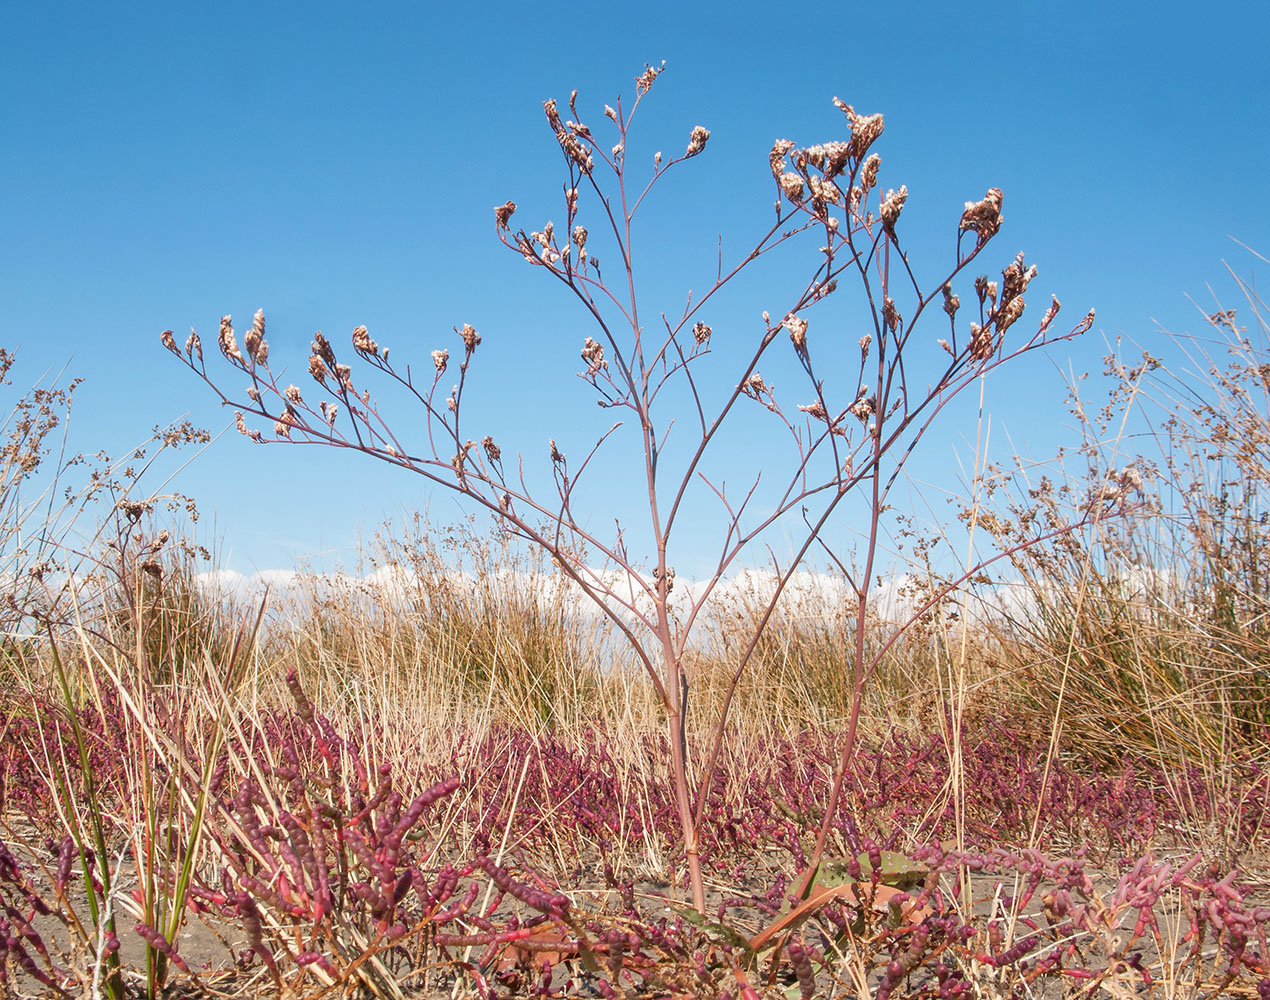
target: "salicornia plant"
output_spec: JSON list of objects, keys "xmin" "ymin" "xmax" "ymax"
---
[{"xmin": 165, "ymin": 64, "xmax": 1101, "ymax": 914}]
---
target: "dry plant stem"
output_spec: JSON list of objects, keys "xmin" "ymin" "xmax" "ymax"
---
[{"xmin": 169, "ymin": 70, "xmax": 1100, "ymax": 916}]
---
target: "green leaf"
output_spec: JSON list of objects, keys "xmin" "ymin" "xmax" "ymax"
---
[{"xmin": 817, "ymin": 851, "xmax": 927, "ymax": 890}]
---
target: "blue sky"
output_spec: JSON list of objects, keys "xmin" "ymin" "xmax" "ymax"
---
[{"xmin": 2, "ymin": 2, "xmax": 1267, "ymax": 579}]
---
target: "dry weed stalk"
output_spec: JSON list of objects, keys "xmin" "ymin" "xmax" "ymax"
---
[{"xmin": 167, "ymin": 66, "xmax": 1106, "ymax": 915}]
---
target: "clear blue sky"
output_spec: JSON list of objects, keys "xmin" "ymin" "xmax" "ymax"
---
[{"xmin": 2, "ymin": 2, "xmax": 1267, "ymax": 578}]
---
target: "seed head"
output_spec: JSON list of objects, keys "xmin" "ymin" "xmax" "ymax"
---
[
  {"xmin": 1039, "ymin": 294, "xmax": 1061, "ymax": 332},
  {"xmin": 880, "ymin": 185, "xmax": 908, "ymax": 233},
  {"xmin": 604, "ymin": 105, "xmax": 617, "ymax": 121},
  {"xmin": 779, "ymin": 172, "xmax": 805, "ymax": 202},
  {"xmin": 942, "ymin": 283, "xmax": 961, "ymax": 318},
  {"xmin": 836, "ymin": 103, "xmax": 884, "ymax": 158},
  {"xmin": 808, "ymin": 176, "xmax": 840, "ymax": 205},
  {"xmin": 246, "ymin": 386, "xmax": 261, "ymax": 402},
  {"xmin": 783, "ymin": 314, "xmax": 809, "ymax": 355},
  {"xmin": 495, "ymin": 200, "xmax": 517, "ymax": 229},
  {"xmin": 995, "ymin": 296, "xmax": 1025, "ymax": 334},
  {"xmin": 284, "ymin": 385, "xmax": 303, "ymax": 404},
  {"xmin": 309, "ymin": 354, "xmax": 328, "ymax": 385},
  {"xmin": 849, "ymin": 391, "xmax": 876, "ymax": 423},
  {"xmin": 185, "ymin": 328, "xmax": 202, "ymax": 361},
  {"xmin": 969, "ymin": 322, "xmax": 994, "ymax": 361},
  {"xmin": 312, "ymin": 332, "xmax": 336, "ymax": 367},
  {"xmin": 959, "ymin": 188, "xmax": 1004, "ymax": 245},
  {"xmin": 739, "ymin": 372, "xmax": 770, "ymax": 401},
  {"xmin": 550, "ymin": 439, "xmax": 565, "ymax": 464},
  {"xmin": 218, "ymin": 316, "xmax": 243, "ymax": 364},
  {"xmin": 769, "ymin": 139, "xmax": 796, "ymax": 179},
  {"xmin": 244, "ymin": 309, "xmax": 268, "ymax": 364},
  {"xmin": 692, "ymin": 321, "xmax": 712, "ymax": 345},
  {"xmin": 432, "ymin": 349, "xmax": 449, "ymax": 374},
  {"xmin": 581, "ymin": 336, "xmax": 607, "ymax": 375},
  {"xmin": 457, "ymin": 324, "xmax": 481, "ymax": 353},
  {"xmin": 234, "ymin": 411, "xmax": 262, "ymax": 443},
  {"xmin": 685, "ymin": 125, "xmax": 710, "ymax": 157},
  {"xmin": 161, "ymin": 330, "xmax": 179, "ymax": 356},
  {"xmin": 572, "ymin": 224, "xmax": 588, "ymax": 250},
  {"xmin": 635, "ymin": 61, "xmax": 665, "ymax": 95},
  {"xmin": 482, "ymin": 435, "xmax": 501, "ymax": 462},
  {"xmin": 352, "ymin": 325, "xmax": 378, "ymax": 355},
  {"xmin": 860, "ymin": 154, "xmax": 881, "ymax": 193},
  {"xmin": 798, "ymin": 400, "xmax": 828, "ymax": 420},
  {"xmin": 883, "ymin": 297, "xmax": 901, "ymax": 333}
]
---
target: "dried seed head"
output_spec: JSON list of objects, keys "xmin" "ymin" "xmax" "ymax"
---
[
  {"xmin": 959, "ymin": 187, "xmax": 1004, "ymax": 244},
  {"xmin": 860, "ymin": 154, "xmax": 881, "ymax": 193},
  {"xmin": 334, "ymin": 363, "xmax": 353, "ymax": 390},
  {"xmin": 550, "ymin": 439, "xmax": 565, "ymax": 464},
  {"xmin": 352, "ymin": 325, "xmax": 378, "ymax": 355},
  {"xmin": 274, "ymin": 419, "xmax": 291, "ymax": 438},
  {"xmin": 457, "ymin": 324, "xmax": 481, "ymax": 353},
  {"xmin": 808, "ymin": 176, "xmax": 840, "ymax": 205},
  {"xmin": 185, "ymin": 328, "xmax": 202, "ymax": 361},
  {"xmin": 654, "ymin": 150, "xmax": 662, "ymax": 167},
  {"xmin": 320, "ymin": 400, "xmax": 338, "ymax": 426},
  {"xmin": 685, "ymin": 125, "xmax": 710, "ymax": 157},
  {"xmin": 544, "ymin": 98, "xmax": 563, "ymax": 135},
  {"xmin": 635, "ymin": 61, "xmax": 665, "ymax": 94},
  {"xmin": 285, "ymin": 385, "xmax": 302, "ymax": 404},
  {"xmin": 739, "ymin": 372, "xmax": 770, "ymax": 400},
  {"xmin": 779, "ymin": 172, "xmax": 805, "ymax": 202},
  {"xmin": 581, "ymin": 336, "xmax": 608, "ymax": 375},
  {"xmin": 849, "ymin": 391, "xmax": 876, "ymax": 423},
  {"xmin": 219, "ymin": 316, "xmax": 243, "ymax": 363},
  {"xmin": 859, "ymin": 334, "xmax": 871, "ymax": 355},
  {"xmin": 995, "ymin": 295, "xmax": 1025, "ymax": 334},
  {"xmin": 769, "ymin": 139, "xmax": 796, "ymax": 179},
  {"xmin": 246, "ymin": 386, "xmax": 260, "ymax": 402},
  {"xmin": 879, "ymin": 185, "xmax": 908, "ymax": 233},
  {"xmin": 883, "ymin": 297, "xmax": 901, "ymax": 332},
  {"xmin": 244, "ymin": 309, "xmax": 268, "ymax": 364},
  {"xmin": 161, "ymin": 329, "xmax": 179, "ymax": 355},
  {"xmin": 986, "ymin": 281, "xmax": 999, "ymax": 306},
  {"xmin": 783, "ymin": 314, "xmax": 809, "ymax": 354},
  {"xmin": 837, "ymin": 103, "xmax": 884, "ymax": 158},
  {"xmin": 495, "ymin": 200, "xmax": 517, "ymax": 229},
  {"xmin": 692, "ymin": 321, "xmax": 712, "ymax": 345},
  {"xmin": 604, "ymin": 104, "xmax": 617, "ymax": 121},
  {"xmin": 938, "ymin": 338, "xmax": 952, "ymax": 355},
  {"xmin": 999, "ymin": 251, "xmax": 1037, "ymax": 308},
  {"xmin": 572, "ymin": 224, "xmax": 588, "ymax": 249},
  {"xmin": 969, "ymin": 321, "xmax": 994, "ymax": 361},
  {"xmin": 942, "ymin": 283, "xmax": 961, "ymax": 318},
  {"xmin": 234, "ymin": 411, "xmax": 262, "ymax": 442},
  {"xmin": 312, "ymin": 332, "xmax": 336, "ymax": 366},
  {"xmin": 482, "ymin": 435, "xmax": 501, "ymax": 462},
  {"xmin": 798, "ymin": 400, "xmax": 828, "ymax": 420},
  {"xmin": 309, "ymin": 353, "xmax": 328, "ymax": 384},
  {"xmin": 431, "ymin": 349, "xmax": 449, "ymax": 374},
  {"xmin": 1039, "ymin": 294, "xmax": 1061, "ymax": 332}
]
